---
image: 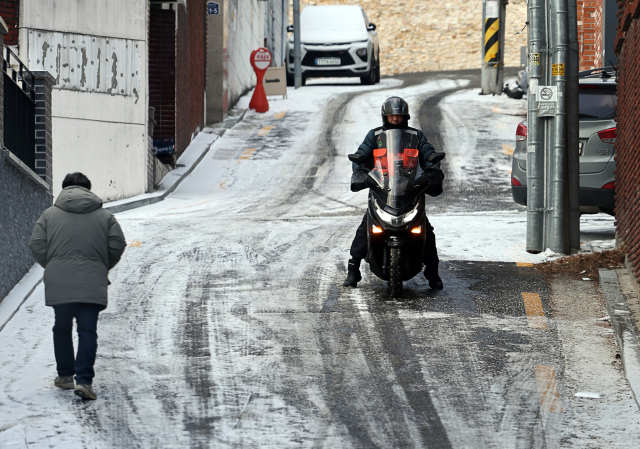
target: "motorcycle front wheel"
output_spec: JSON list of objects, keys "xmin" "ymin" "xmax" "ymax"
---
[{"xmin": 388, "ymin": 247, "xmax": 403, "ymax": 298}]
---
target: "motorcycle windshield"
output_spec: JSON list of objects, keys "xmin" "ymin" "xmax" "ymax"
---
[{"xmin": 368, "ymin": 128, "xmax": 421, "ymax": 209}]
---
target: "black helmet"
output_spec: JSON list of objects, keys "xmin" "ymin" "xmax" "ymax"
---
[{"xmin": 381, "ymin": 96, "xmax": 410, "ymax": 126}]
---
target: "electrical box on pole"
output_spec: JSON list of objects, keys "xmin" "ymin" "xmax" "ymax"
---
[{"xmin": 481, "ymin": 0, "xmax": 507, "ymax": 95}]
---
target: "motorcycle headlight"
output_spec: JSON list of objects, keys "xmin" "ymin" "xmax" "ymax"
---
[{"xmin": 374, "ymin": 200, "xmax": 420, "ymax": 227}]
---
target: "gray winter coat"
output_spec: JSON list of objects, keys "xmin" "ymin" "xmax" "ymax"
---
[{"xmin": 28, "ymin": 186, "xmax": 127, "ymax": 309}]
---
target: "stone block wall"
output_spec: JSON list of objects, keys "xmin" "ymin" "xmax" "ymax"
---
[
  {"xmin": 297, "ymin": 0, "xmax": 528, "ymax": 75},
  {"xmin": 614, "ymin": 1, "xmax": 640, "ymax": 290}
]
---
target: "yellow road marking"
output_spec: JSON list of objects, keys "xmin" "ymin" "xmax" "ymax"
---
[
  {"xmin": 257, "ymin": 125, "xmax": 274, "ymax": 136},
  {"xmin": 238, "ymin": 148, "xmax": 257, "ymax": 161},
  {"xmin": 503, "ymin": 144, "xmax": 514, "ymax": 156},
  {"xmin": 535, "ymin": 365, "xmax": 563, "ymax": 412},
  {"xmin": 129, "ymin": 240, "xmax": 142, "ymax": 247},
  {"xmin": 219, "ymin": 179, "xmax": 229, "ymax": 189},
  {"xmin": 522, "ymin": 292, "xmax": 548, "ymax": 329},
  {"xmin": 496, "ymin": 122, "xmax": 508, "ymax": 130},
  {"xmin": 274, "ymin": 111, "xmax": 286, "ymax": 119},
  {"xmin": 517, "ymin": 262, "xmax": 533, "ymax": 267},
  {"xmin": 492, "ymin": 106, "xmax": 502, "ymax": 114}
]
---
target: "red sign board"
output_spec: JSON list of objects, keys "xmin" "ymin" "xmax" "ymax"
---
[{"xmin": 249, "ymin": 48, "xmax": 272, "ymax": 113}]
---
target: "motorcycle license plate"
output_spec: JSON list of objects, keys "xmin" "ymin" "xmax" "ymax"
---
[{"xmin": 315, "ymin": 58, "xmax": 341, "ymax": 66}]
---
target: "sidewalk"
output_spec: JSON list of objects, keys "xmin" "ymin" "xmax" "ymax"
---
[
  {"xmin": 599, "ymin": 268, "xmax": 640, "ymax": 408},
  {"xmin": 0, "ymin": 108, "xmax": 246, "ymax": 332}
]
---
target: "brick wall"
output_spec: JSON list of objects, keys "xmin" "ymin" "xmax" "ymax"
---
[
  {"xmin": 614, "ymin": 1, "xmax": 640, "ymax": 289},
  {"xmin": 0, "ymin": 1, "xmax": 18, "ymax": 46},
  {"xmin": 175, "ymin": 0, "xmax": 205, "ymax": 157},
  {"xmin": 577, "ymin": 0, "xmax": 604, "ymax": 70}
]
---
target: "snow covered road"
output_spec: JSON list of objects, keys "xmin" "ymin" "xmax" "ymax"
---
[{"xmin": 1, "ymin": 73, "xmax": 636, "ymax": 448}]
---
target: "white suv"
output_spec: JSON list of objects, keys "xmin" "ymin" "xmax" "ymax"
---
[{"xmin": 286, "ymin": 5, "xmax": 380, "ymax": 86}]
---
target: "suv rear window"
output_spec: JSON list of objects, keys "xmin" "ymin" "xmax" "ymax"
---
[{"xmin": 579, "ymin": 85, "xmax": 617, "ymax": 120}]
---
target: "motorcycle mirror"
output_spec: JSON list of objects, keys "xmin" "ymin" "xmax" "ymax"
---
[
  {"xmin": 348, "ymin": 153, "xmax": 368, "ymax": 164},
  {"xmin": 427, "ymin": 152, "xmax": 446, "ymax": 163}
]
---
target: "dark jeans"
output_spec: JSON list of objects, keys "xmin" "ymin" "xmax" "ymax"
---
[
  {"xmin": 349, "ymin": 213, "xmax": 440, "ymax": 270},
  {"xmin": 52, "ymin": 303, "xmax": 102, "ymax": 385}
]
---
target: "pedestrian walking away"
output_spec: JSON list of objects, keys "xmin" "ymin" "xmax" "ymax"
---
[
  {"xmin": 29, "ymin": 173, "xmax": 127, "ymax": 400},
  {"xmin": 344, "ymin": 96, "xmax": 444, "ymax": 289}
]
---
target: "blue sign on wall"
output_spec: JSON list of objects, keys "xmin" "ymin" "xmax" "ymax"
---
[{"xmin": 207, "ymin": 2, "xmax": 220, "ymax": 15}]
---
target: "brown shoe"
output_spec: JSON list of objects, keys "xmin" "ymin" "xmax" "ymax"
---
[
  {"xmin": 74, "ymin": 384, "xmax": 97, "ymax": 400},
  {"xmin": 54, "ymin": 376, "xmax": 75, "ymax": 390}
]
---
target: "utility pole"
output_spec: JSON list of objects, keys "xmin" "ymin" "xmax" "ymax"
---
[
  {"xmin": 293, "ymin": 0, "xmax": 302, "ymax": 88},
  {"xmin": 567, "ymin": 0, "xmax": 581, "ymax": 250},
  {"xmin": 526, "ymin": 0, "xmax": 579, "ymax": 255},
  {"xmin": 526, "ymin": 0, "xmax": 546, "ymax": 253},
  {"xmin": 481, "ymin": 0, "xmax": 507, "ymax": 95},
  {"xmin": 546, "ymin": 0, "xmax": 570, "ymax": 254}
]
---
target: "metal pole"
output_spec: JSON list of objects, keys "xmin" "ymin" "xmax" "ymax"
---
[
  {"xmin": 567, "ymin": 0, "xmax": 581, "ymax": 250},
  {"xmin": 547, "ymin": 0, "xmax": 570, "ymax": 253},
  {"xmin": 481, "ymin": 0, "xmax": 505, "ymax": 95},
  {"xmin": 526, "ymin": 0, "xmax": 547, "ymax": 253},
  {"xmin": 293, "ymin": 0, "xmax": 302, "ymax": 88}
]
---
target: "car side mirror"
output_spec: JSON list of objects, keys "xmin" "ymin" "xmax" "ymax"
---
[
  {"xmin": 367, "ymin": 23, "xmax": 377, "ymax": 31},
  {"xmin": 427, "ymin": 152, "xmax": 446, "ymax": 164},
  {"xmin": 287, "ymin": 25, "xmax": 294, "ymax": 33},
  {"xmin": 348, "ymin": 153, "xmax": 368, "ymax": 164}
]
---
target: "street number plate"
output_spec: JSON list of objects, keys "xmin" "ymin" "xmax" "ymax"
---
[{"xmin": 315, "ymin": 58, "xmax": 341, "ymax": 66}]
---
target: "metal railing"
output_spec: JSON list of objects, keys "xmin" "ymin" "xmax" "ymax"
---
[{"xmin": 3, "ymin": 44, "xmax": 36, "ymax": 171}]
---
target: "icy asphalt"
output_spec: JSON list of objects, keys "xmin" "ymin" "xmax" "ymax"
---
[{"xmin": 1, "ymin": 71, "xmax": 638, "ymax": 448}]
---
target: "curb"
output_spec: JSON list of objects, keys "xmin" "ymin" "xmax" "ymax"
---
[
  {"xmin": 105, "ymin": 109, "xmax": 247, "ymax": 214},
  {"xmin": 599, "ymin": 268, "xmax": 640, "ymax": 408},
  {"xmin": 0, "ymin": 110, "xmax": 248, "ymax": 332}
]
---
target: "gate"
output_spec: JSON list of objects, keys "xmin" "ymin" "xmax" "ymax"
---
[{"xmin": 3, "ymin": 46, "xmax": 36, "ymax": 171}]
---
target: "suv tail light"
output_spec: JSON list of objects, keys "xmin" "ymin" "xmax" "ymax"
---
[
  {"xmin": 602, "ymin": 182, "xmax": 615, "ymax": 189},
  {"xmin": 511, "ymin": 177, "xmax": 522, "ymax": 186},
  {"xmin": 516, "ymin": 123, "xmax": 528, "ymax": 141},
  {"xmin": 597, "ymin": 127, "xmax": 616, "ymax": 144}
]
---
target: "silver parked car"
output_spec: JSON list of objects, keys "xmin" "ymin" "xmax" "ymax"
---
[
  {"xmin": 511, "ymin": 67, "xmax": 617, "ymax": 215},
  {"xmin": 285, "ymin": 5, "xmax": 380, "ymax": 86}
]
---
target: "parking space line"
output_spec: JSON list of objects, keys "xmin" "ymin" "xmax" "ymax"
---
[
  {"xmin": 257, "ymin": 125, "xmax": 274, "ymax": 136},
  {"xmin": 492, "ymin": 106, "xmax": 502, "ymax": 114},
  {"xmin": 503, "ymin": 144, "xmax": 514, "ymax": 155},
  {"xmin": 535, "ymin": 365, "xmax": 563, "ymax": 412},
  {"xmin": 274, "ymin": 111, "xmax": 286, "ymax": 119},
  {"xmin": 522, "ymin": 292, "xmax": 548, "ymax": 329},
  {"xmin": 238, "ymin": 148, "xmax": 257, "ymax": 161}
]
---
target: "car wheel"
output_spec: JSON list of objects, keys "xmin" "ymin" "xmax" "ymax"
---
[
  {"xmin": 286, "ymin": 71, "xmax": 294, "ymax": 87},
  {"xmin": 360, "ymin": 59, "xmax": 377, "ymax": 85},
  {"xmin": 375, "ymin": 56, "xmax": 381, "ymax": 84}
]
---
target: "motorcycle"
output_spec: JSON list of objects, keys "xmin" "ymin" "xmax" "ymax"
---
[{"xmin": 349, "ymin": 128, "xmax": 445, "ymax": 298}]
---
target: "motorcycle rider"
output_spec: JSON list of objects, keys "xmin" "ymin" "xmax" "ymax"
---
[{"xmin": 343, "ymin": 96, "xmax": 445, "ymax": 289}]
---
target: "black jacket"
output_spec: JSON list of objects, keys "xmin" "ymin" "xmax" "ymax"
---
[{"xmin": 351, "ymin": 126, "xmax": 444, "ymax": 197}]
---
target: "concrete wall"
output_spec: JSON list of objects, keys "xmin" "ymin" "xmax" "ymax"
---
[{"xmin": 19, "ymin": 0, "xmax": 149, "ymax": 201}]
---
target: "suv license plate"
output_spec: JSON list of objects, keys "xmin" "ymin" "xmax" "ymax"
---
[{"xmin": 315, "ymin": 58, "xmax": 341, "ymax": 66}]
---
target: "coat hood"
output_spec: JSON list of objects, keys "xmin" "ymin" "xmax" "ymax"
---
[{"xmin": 54, "ymin": 186, "xmax": 103, "ymax": 214}]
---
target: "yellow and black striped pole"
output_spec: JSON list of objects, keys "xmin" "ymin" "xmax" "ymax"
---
[
  {"xmin": 484, "ymin": 16, "xmax": 500, "ymax": 67},
  {"xmin": 481, "ymin": 0, "xmax": 506, "ymax": 95}
]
